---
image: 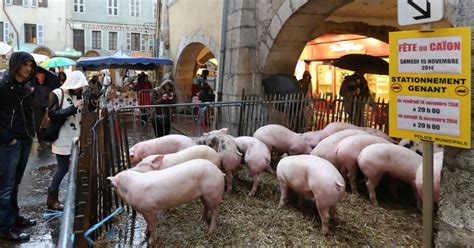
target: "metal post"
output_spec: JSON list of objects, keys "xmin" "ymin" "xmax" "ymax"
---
[
  {"xmin": 58, "ymin": 138, "xmax": 80, "ymax": 248},
  {"xmin": 422, "ymin": 141, "xmax": 434, "ymax": 248}
]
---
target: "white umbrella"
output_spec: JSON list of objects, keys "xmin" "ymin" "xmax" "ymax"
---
[{"xmin": 0, "ymin": 42, "xmax": 13, "ymax": 56}]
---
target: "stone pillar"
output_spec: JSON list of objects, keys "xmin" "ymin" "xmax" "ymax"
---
[
  {"xmin": 435, "ymin": 0, "xmax": 474, "ymax": 246},
  {"xmin": 159, "ymin": 0, "xmax": 172, "ymax": 75},
  {"xmin": 222, "ymin": 0, "xmax": 260, "ymax": 101}
]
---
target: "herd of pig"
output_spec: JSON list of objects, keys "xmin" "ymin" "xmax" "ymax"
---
[{"xmin": 107, "ymin": 122, "xmax": 443, "ymax": 244}]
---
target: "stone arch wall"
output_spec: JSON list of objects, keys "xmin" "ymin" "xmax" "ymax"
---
[
  {"xmin": 32, "ymin": 46, "xmax": 53, "ymax": 57},
  {"xmin": 260, "ymin": 0, "xmax": 399, "ymax": 76},
  {"xmin": 174, "ymin": 32, "xmax": 218, "ymax": 102}
]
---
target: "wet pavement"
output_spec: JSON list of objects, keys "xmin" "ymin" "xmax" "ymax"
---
[{"xmin": 0, "ymin": 141, "xmax": 65, "ymax": 248}]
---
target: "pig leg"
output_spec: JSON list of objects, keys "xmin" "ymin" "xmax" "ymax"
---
[
  {"xmin": 347, "ymin": 167, "xmax": 359, "ymax": 194},
  {"xmin": 142, "ymin": 212, "xmax": 158, "ymax": 244},
  {"xmin": 366, "ymin": 173, "xmax": 383, "ymax": 206},
  {"xmin": 315, "ymin": 201, "xmax": 330, "ymax": 236},
  {"xmin": 202, "ymin": 194, "xmax": 219, "ymax": 234},
  {"xmin": 248, "ymin": 169, "xmax": 260, "ymax": 196},
  {"xmin": 200, "ymin": 196, "xmax": 209, "ymax": 221},
  {"xmin": 224, "ymin": 172, "xmax": 234, "ymax": 193},
  {"xmin": 278, "ymin": 181, "xmax": 288, "ymax": 208}
]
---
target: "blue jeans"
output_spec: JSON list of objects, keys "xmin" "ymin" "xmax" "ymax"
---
[
  {"xmin": 0, "ymin": 137, "xmax": 33, "ymax": 231},
  {"xmin": 50, "ymin": 154, "xmax": 70, "ymax": 193}
]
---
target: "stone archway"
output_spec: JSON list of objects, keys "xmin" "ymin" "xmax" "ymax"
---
[
  {"xmin": 174, "ymin": 32, "xmax": 218, "ymax": 102},
  {"xmin": 261, "ymin": 0, "xmax": 399, "ymax": 76}
]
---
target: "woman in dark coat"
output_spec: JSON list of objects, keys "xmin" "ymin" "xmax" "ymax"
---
[{"xmin": 31, "ymin": 71, "xmax": 51, "ymax": 151}]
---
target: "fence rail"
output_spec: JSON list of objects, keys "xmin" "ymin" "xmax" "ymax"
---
[{"xmin": 59, "ymin": 93, "xmax": 388, "ymax": 246}]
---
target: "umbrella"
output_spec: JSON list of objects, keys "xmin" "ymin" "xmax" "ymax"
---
[
  {"xmin": 262, "ymin": 73, "xmax": 302, "ymax": 95},
  {"xmin": 35, "ymin": 66, "xmax": 61, "ymax": 90},
  {"xmin": 31, "ymin": 53, "xmax": 49, "ymax": 64},
  {"xmin": 332, "ymin": 54, "xmax": 389, "ymax": 75},
  {"xmin": 40, "ymin": 57, "xmax": 76, "ymax": 68}
]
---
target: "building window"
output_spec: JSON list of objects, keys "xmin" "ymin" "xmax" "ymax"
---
[
  {"xmin": 108, "ymin": 0, "xmax": 118, "ymax": 16},
  {"xmin": 30, "ymin": 0, "xmax": 37, "ymax": 7},
  {"xmin": 24, "ymin": 23, "xmax": 37, "ymax": 43},
  {"xmin": 153, "ymin": 0, "xmax": 157, "ymax": 19},
  {"xmin": 74, "ymin": 0, "xmax": 84, "ymax": 13},
  {"xmin": 4, "ymin": 0, "xmax": 12, "ymax": 5},
  {"xmin": 0, "ymin": 22, "xmax": 3, "ymax": 42},
  {"xmin": 73, "ymin": 29, "xmax": 85, "ymax": 53},
  {"xmin": 130, "ymin": 0, "xmax": 140, "ymax": 17},
  {"xmin": 92, "ymin": 31, "xmax": 101, "ymax": 49},
  {"xmin": 108, "ymin": 32, "xmax": 117, "ymax": 50},
  {"xmin": 22, "ymin": 0, "xmax": 28, "ymax": 6},
  {"xmin": 131, "ymin": 33, "xmax": 140, "ymax": 51},
  {"xmin": 38, "ymin": 0, "xmax": 47, "ymax": 7},
  {"xmin": 12, "ymin": 0, "xmax": 21, "ymax": 5}
]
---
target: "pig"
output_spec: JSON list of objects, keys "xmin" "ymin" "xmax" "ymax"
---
[
  {"xmin": 253, "ymin": 124, "xmax": 312, "ymax": 155},
  {"xmin": 107, "ymin": 159, "xmax": 225, "ymax": 244},
  {"xmin": 335, "ymin": 134, "xmax": 391, "ymax": 194},
  {"xmin": 415, "ymin": 152, "xmax": 443, "ymax": 208},
  {"xmin": 129, "ymin": 134, "xmax": 195, "ymax": 164},
  {"xmin": 310, "ymin": 129, "xmax": 368, "ymax": 171},
  {"xmin": 234, "ymin": 136, "xmax": 273, "ymax": 196},
  {"xmin": 303, "ymin": 122, "xmax": 394, "ymax": 148},
  {"xmin": 196, "ymin": 132, "xmax": 242, "ymax": 193},
  {"xmin": 131, "ymin": 145, "xmax": 221, "ymax": 173},
  {"xmin": 357, "ymin": 143, "xmax": 422, "ymax": 206},
  {"xmin": 277, "ymin": 155, "xmax": 345, "ymax": 235}
]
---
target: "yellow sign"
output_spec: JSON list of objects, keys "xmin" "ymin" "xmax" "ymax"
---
[{"xmin": 389, "ymin": 27, "xmax": 471, "ymax": 149}]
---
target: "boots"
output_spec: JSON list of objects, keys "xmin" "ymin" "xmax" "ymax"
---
[{"xmin": 46, "ymin": 188, "xmax": 64, "ymax": 211}]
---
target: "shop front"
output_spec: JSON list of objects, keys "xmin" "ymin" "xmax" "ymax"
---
[{"xmin": 297, "ymin": 34, "xmax": 390, "ymax": 100}]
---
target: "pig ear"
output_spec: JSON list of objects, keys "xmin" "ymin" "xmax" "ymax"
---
[
  {"xmin": 219, "ymin": 128, "xmax": 228, "ymax": 134},
  {"xmin": 107, "ymin": 176, "xmax": 119, "ymax": 187},
  {"xmin": 151, "ymin": 155, "xmax": 164, "ymax": 169}
]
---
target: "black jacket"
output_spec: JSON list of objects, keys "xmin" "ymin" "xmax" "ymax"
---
[
  {"xmin": 0, "ymin": 52, "xmax": 37, "ymax": 145},
  {"xmin": 47, "ymin": 90, "xmax": 78, "ymax": 122},
  {"xmin": 32, "ymin": 82, "xmax": 51, "ymax": 110}
]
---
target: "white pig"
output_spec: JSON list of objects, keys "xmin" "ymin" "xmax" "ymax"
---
[
  {"xmin": 303, "ymin": 122, "xmax": 394, "ymax": 148},
  {"xmin": 277, "ymin": 155, "xmax": 345, "ymax": 235},
  {"xmin": 415, "ymin": 152, "xmax": 443, "ymax": 208},
  {"xmin": 107, "ymin": 159, "xmax": 225, "ymax": 244},
  {"xmin": 357, "ymin": 143, "xmax": 422, "ymax": 206},
  {"xmin": 129, "ymin": 134, "xmax": 195, "ymax": 164},
  {"xmin": 131, "ymin": 145, "xmax": 221, "ymax": 172},
  {"xmin": 310, "ymin": 129, "xmax": 367, "ymax": 171},
  {"xmin": 234, "ymin": 136, "xmax": 273, "ymax": 196},
  {"xmin": 335, "ymin": 134, "xmax": 391, "ymax": 193},
  {"xmin": 253, "ymin": 124, "xmax": 312, "ymax": 155}
]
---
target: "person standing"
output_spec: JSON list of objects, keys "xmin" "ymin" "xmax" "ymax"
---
[
  {"xmin": 87, "ymin": 75, "xmax": 101, "ymax": 96},
  {"xmin": 298, "ymin": 71, "xmax": 313, "ymax": 97},
  {"xmin": 32, "ymin": 71, "xmax": 51, "ymax": 151},
  {"xmin": 151, "ymin": 80, "xmax": 176, "ymax": 137},
  {"xmin": 45, "ymin": 71, "xmax": 86, "ymax": 210},
  {"xmin": 58, "ymin": 72, "xmax": 67, "ymax": 85},
  {"xmin": 339, "ymin": 71, "xmax": 370, "ymax": 124},
  {"xmin": 0, "ymin": 51, "xmax": 38, "ymax": 242}
]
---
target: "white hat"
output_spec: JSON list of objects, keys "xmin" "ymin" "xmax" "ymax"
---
[{"xmin": 61, "ymin": 71, "xmax": 88, "ymax": 90}]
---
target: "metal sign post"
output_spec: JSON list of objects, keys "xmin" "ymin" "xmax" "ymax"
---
[{"xmin": 422, "ymin": 140, "xmax": 434, "ymax": 247}]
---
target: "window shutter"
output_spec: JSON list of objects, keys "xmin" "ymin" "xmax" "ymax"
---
[
  {"xmin": 136, "ymin": 0, "xmax": 140, "ymax": 17},
  {"xmin": 37, "ymin": 24, "xmax": 44, "ymax": 45},
  {"xmin": 4, "ymin": 22, "xmax": 10, "ymax": 43},
  {"xmin": 126, "ymin": 32, "xmax": 131, "ymax": 50},
  {"xmin": 140, "ymin": 33, "xmax": 146, "ymax": 51},
  {"xmin": 31, "ymin": 0, "xmax": 37, "ymax": 7}
]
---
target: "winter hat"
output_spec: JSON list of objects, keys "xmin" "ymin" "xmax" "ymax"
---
[{"xmin": 61, "ymin": 71, "xmax": 89, "ymax": 90}]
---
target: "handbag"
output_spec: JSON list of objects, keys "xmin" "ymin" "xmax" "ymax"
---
[{"xmin": 42, "ymin": 89, "xmax": 66, "ymax": 142}]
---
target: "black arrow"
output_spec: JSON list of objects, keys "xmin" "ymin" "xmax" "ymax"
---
[{"xmin": 407, "ymin": 0, "xmax": 431, "ymax": 20}]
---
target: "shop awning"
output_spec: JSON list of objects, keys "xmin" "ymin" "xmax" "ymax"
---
[{"xmin": 77, "ymin": 49, "xmax": 173, "ymax": 71}]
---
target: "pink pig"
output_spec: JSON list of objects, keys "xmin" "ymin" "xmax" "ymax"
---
[
  {"xmin": 310, "ymin": 129, "xmax": 367, "ymax": 171},
  {"xmin": 357, "ymin": 143, "xmax": 422, "ymax": 206},
  {"xmin": 303, "ymin": 122, "xmax": 394, "ymax": 148},
  {"xmin": 129, "ymin": 134, "xmax": 195, "ymax": 164},
  {"xmin": 277, "ymin": 155, "xmax": 345, "ymax": 235},
  {"xmin": 415, "ymin": 152, "xmax": 443, "ymax": 208},
  {"xmin": 335, "ymin": 134, "xmax": 391, "ymax": 194},
  {"xmin": 234, "ymin": 136, "xmax": 274, "ymax": 196},
  {"xmin": 107, "ymin": 159, "xmax": 225, "ymax": 244},
  {"xmin": 131, "ymin": 145, "xmax": 221, "ymax": 172},
  {"xmin": 253, "ymin": 124, "xmax": 312, "ymax": 155}
]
